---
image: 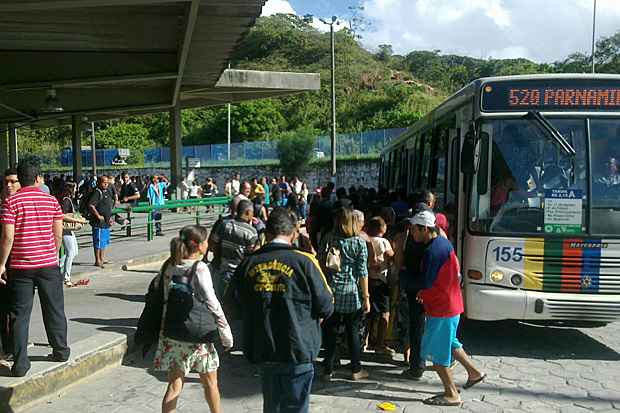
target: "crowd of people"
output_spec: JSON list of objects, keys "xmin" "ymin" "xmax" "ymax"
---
[
  {"xmin": 139, "ymin": 175, "xmax": 486, "ymax": 412},
  {"xmin": 0, "ymin": 159, "xmax": 485, "ymax": 411}
]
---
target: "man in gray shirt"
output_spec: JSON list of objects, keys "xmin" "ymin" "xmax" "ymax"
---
[{"xmin": 210, "ymin": 199, "xmax": 258, "ymax": 298}]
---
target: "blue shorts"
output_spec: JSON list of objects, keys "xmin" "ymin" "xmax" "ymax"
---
[
  {"xmin": 420, "ymin": 315, "xmax": 463, "ymax": 367},
  {"xmin": 92, "ymin": 227, "xmax": 111, "ymax": 250}
]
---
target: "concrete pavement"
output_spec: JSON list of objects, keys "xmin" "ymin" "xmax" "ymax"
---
[{"xmin": 17, "ymin": 258, "xmax": 620, "ymax": 413}]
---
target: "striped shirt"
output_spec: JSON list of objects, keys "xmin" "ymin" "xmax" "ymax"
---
[{"xmin": 0, "ymin": 186, "xmax": 63, "ymax": 269}]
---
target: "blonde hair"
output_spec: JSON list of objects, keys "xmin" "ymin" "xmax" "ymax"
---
[{"xmin": 335, "ymin": 207, "xmax": 359, "ymax": 238}]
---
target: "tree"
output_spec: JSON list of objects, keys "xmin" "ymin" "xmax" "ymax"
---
[
  {"xmin": 95, "ymin": 122, "xmax": 152, "ymax": 150},
  {"xmin": 375, "ymin": 44, "xmax": 393, "ymax": 62},
  {"xmin": 276, "ymin": 127, "xmax": 317, "ymax": 177}
]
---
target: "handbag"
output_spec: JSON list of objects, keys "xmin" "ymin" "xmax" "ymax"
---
[
  {"xmin": 324, "ymin": 234, "xmax": 342, "ymax": 272},
  {"xmin": 62, "ymin": 197, "xmax": 83, "ymax": 231},
  {"xmin": 163, "ymin": 261, "xmax": 219, "ymax": 343}
]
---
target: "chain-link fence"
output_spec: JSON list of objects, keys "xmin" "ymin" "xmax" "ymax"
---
[{"xmin": 60, "ymin": 127, "xmax": 406, "ymax": 167}]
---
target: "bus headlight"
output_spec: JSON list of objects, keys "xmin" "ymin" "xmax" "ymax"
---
[
  {"xmin": 511, "ymin": 274, "xmax": 523, "ymax": 286},
  {"xmin": 490, "ymin": 270, "xmax": 505, "ymax": 283}
]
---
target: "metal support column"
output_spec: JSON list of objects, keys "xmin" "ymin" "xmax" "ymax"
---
[
  {"xmin": 71, "ymin": 116, "xmax": 83, "ymax": 181},
  {"xmin": 90, "ymin": 122, "xmax": 97, "ymax": 176},
  {"xmin": 170, "ymin": 105, "xmax": 183, "ymax": 200},
  {"xmin": 0, "ymin": 125, "xmax": 8, "ymax": 173},
  {"xmin": 8, "ymin": 125, "xmax": 18, "ymax": 168}
]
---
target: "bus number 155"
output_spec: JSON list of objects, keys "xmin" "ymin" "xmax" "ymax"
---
[{"xmin": 492, "ymin": 246, "xmax": 524, "ymax": 263}]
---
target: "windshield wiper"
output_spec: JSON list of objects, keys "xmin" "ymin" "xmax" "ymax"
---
[{"xmin": 525, "ymin": 111, "xmax": 576, "ymax": 157}]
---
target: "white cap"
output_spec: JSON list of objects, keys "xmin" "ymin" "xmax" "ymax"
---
[{"xmin": 410, "ymin": 210, "xmax": 436, "ymax": 227}]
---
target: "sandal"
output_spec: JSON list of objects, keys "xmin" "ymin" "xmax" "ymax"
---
[
  {"xmin": 463, "ymin": 373, "xmax": 487, "ymax": 389},
  {"xmin": 423, "ymin": 395, "xmax": 462, "ymax": 407}
]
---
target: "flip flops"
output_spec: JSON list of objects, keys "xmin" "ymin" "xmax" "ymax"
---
[
  {"xmin": 463, "ymin": 373, "xmax": 487, "ymax": 389},
  {"xmin": 423, "ymin": 395, "xmax": 462, "ymax": 407}
]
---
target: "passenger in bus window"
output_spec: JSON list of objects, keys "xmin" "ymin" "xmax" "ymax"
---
[{"xmin": 499, "ymin": 125, "xmax": 539, "ymax": 192}]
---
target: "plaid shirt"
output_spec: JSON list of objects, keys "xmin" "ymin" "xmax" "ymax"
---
[{"xmin": 322, "ymin": 234, "xmax": 368, "ymax": 313}]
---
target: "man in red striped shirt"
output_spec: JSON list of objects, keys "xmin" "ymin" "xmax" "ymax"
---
[{"xmin": 0, "ymin": 159, "xmax": 70, "ymax": 377}]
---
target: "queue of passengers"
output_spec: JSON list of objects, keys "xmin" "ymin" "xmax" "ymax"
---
[{"xmin": 134, "ymin": 181, "xmax": 486, "ymax": 412}]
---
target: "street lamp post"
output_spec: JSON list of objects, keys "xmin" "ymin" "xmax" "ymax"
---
[
  {"xmin": 318, "ymin": 16, "xmax": 339, "ymax": 183},
  {"xmin": 591, "ymin": 0, "xmax": 597, "ymax": 73}
]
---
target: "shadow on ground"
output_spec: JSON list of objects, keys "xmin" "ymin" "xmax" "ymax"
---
[
  {"xmin": 461, "ymin": 320, "xmax": 620, "ymax": 361},
  {"xmin": 95, "ymin": 293, "xmax": 145, "ymax": 303}
]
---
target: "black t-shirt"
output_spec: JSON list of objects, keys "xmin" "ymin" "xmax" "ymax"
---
[
  {"xmin": 120, "ymin": 182, "xmax": 139, "ymax": 205},
  {"xmin": 88, "ymin": 188, "xmax": 114, "ymax": 228},
  {"xmin": 401, "ymin": 234, "xmax": 429, "ymax": 291},
  {"xmin": 61, "ymin": 197, "xmax": 76, "ymax": 236}
]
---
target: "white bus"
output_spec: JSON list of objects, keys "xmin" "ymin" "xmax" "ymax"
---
[{"xmin": 379, "ymin": 74, "xmax": 620, "ymax": 325}]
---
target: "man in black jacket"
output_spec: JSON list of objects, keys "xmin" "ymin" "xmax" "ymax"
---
[{"xmin": 230, "ymin": 207, "xmax": 333, "ymax": 413}]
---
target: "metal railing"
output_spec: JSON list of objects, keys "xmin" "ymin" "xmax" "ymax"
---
[{"xmin": 74, "ymin": 196, "xmax": 232, "ymax": 246}]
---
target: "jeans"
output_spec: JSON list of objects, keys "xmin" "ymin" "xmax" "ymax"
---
[
  {"xmin": 59, "ymin": 233, "xmax": 78, "ymax": 280},
  {"xmin": 406, "ymin": 289, "xmax": 426, "ymax": 370},
  {"xmin": 0, "ymin": 285, "xmax": 12, "ymax": 356},
  {"xmin": 322, "ymin": 311, "xmax": 363, "ymax": 374},
  {"xmin": 152, "ymin": 210, "xmax": 162, "ymax": 234},
  {"xmin": 261, "ymin": 362, "xmax": 314, "ymax": 413},
  {"xmin": 9, "ymin": 266, "xmax": 70, "ymax": 375}
]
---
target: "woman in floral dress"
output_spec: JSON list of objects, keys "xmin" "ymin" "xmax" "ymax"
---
[{"xmin": 153, "ymin": 225, "xmax": 233, "ymax": 413}]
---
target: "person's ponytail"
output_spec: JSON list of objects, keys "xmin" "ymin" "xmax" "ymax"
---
[
  {"xmin": 169, "ymin": 237, "xmax": 187, "ymax": 265},
  {"xmin": 170, "ymin": 225, "xmax": 208, "ymax": 264}
]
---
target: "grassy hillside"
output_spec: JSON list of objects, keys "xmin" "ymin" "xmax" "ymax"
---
[{"xmin": 17, "ymin": 15, "xmax": 620, "ymax": 166}]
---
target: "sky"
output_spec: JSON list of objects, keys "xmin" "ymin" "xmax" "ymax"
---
[{"xmin": 261, "ymin": 0, "xmax": 620, "ymax": 63}]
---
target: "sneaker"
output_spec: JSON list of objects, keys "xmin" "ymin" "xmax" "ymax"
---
[
  {"xmin": 401, "ymin": 368, "xmax": 424, "ymax": 380},
  {"xmin": 64, "ymin": 279, "xmax": 73, "ymax": 287},
  {"xmin": 351, "ymin": 369, "xmax": 369, "ymax": 381}
]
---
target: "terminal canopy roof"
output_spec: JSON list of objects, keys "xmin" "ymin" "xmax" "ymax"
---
[{"xmin": 0, "ymin": 0, "xmax": 320, "ymax": 126}]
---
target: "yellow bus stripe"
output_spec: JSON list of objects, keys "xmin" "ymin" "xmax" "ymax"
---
[{"xmin": 524, "ymin": 238, "xmax": 544, "ymax": 291}]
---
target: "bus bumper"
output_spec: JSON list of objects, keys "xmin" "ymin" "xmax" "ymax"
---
[{"xmin": 465, "ymin": 284, "xmax": 620, "ymax": 322}]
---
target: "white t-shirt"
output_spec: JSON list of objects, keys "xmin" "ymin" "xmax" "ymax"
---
[
  {"xmin": 189, "ymin": 184, "xmax": 200, "ymax": 197},
  {"xmin": 368, "ymin": 236, "xmax": 393, "ymax": 284},
  {"xmin": 232, "ymin": 179, "xmax": 240, "ymax": 195}
]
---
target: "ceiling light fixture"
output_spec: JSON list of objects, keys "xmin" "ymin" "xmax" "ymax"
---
[{"xmin": 41, "ymin": 88, "xmax": 64, "ymax": 113}]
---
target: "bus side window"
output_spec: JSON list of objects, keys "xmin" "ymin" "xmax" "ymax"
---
[
  {"xmin": 413, "ymin": 134, "xmax": 423, "ymax": 190},
  {"xmin": 420, "ymin": 133, "xmax": 432, "ymax": 189},
  {"xmin": 400, "ymin": 148, "xmax": 409, "ymax": 191},
  {"xmin": 430, "ymin": 126, "xmax": 449, "ymax": 209}
]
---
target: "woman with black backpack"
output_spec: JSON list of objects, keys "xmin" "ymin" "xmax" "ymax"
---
[{"xmin": 153, "ymin": 225, "xmax": 233, "ymax": 413}]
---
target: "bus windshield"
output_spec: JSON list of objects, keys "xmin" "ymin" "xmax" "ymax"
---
[{"xmin": 469, "ymin": 117, "xmax": 620, "ymax": 236}]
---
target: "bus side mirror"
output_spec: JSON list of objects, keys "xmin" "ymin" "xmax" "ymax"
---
[{"xmin": 461, "ymin": 131, "xmax": 486, "ymax": 175}]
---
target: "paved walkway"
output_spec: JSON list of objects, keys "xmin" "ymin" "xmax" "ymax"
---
[
  {"xmin": 0, "ymin": 211, "xmax": 218, "ymax": 378},
  {"xmin": 20, "ymin": 263, "xmax": 620, "ymax": 413}
]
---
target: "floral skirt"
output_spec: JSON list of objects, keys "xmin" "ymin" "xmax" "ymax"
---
[{"xmin": 153, "ymin": 336, "xmax": 219, "ymax": 375}]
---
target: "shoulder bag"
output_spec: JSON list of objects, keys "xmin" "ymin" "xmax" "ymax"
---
[
  {"xmin": 324, "ymin": 233, "xmax": 342, "ymax": 272},
  {"xmin": 62, "ymin": 197, "xmax": 84, "ymax": 231}
]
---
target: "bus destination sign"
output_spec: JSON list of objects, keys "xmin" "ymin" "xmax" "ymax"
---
[{"xmin": 481, "ymin": 79, "xmax": 620, "ymax": 112}]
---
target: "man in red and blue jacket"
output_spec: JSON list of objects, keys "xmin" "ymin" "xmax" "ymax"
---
[{"xmin": 411, "ymin": 210, "xmax": 486, "ymax": 407}]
